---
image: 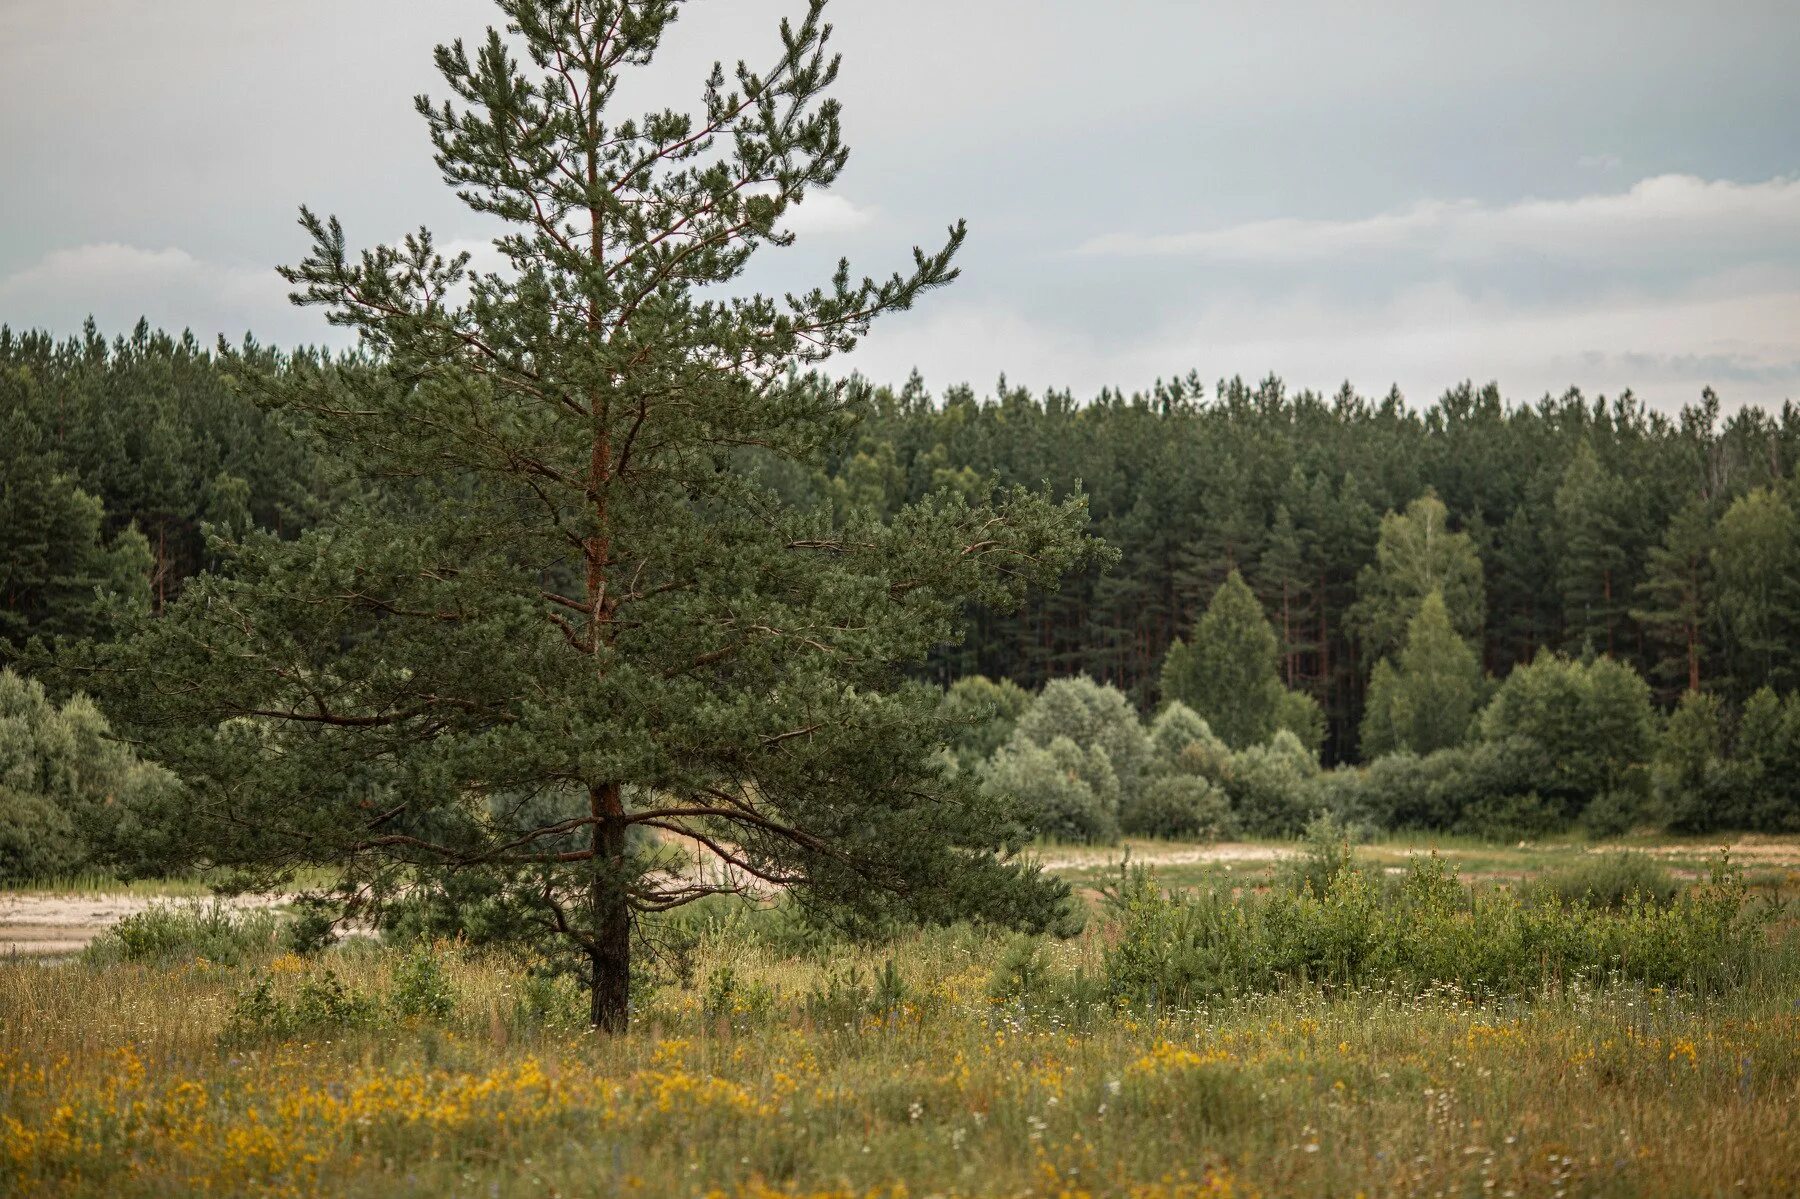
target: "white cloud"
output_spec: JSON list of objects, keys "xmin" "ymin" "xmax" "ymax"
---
[
  {"xmin": 779, "ymin": 193, "xmax": 877, "ymax": 237},
  {"xmin": 0, "ymin": 242, "xmax": 298, "ymax": 343},
  {"xmin": 847, "ymin": 275, "xmax": 1800, "ymax": 410},
  {"xmin": 1078, "ymin": 174, "xmax": 1800, "ymax": 267}
]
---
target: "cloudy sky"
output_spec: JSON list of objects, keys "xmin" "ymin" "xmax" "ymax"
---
[{"xmin": 3, "ymin": 0, "xmax": 1798, "ymax": 409}]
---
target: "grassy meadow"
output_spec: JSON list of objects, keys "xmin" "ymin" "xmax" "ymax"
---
[{"xmin": 3, "ymin": 839, "xmax": 1798, "ymax": 1198}]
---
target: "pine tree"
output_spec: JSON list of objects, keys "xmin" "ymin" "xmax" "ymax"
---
[
  {"xmin": 1631, "ymin": 497, "xmax": 1713, "ymax": 696},
  {"xmin": 1359, "ymin": 589, "xmax": 1483, "ymax": 758},
  {"xmin": 1255, "ymin": 503, "xmax": 1313, "ymax": 686},
  {"xmin": 0, "ymin": 409, "xmax": 152, "ymax": 651},
  {"xmin": 1553, "ymin": 441, "xmax": 1630, "ymax": 655},
  {"xmin": 64, "ymin": 0, "xmax": 1100, "ymax": 1031},
  {"xmin": 1160, "ymin": 570, "xmax": 1289, "ymax": 750}
]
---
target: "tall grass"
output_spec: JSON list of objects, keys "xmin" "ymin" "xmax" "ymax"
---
[{"xmin": 2, "ymin": 861, "xmax": 1796, "ymax": 1197}]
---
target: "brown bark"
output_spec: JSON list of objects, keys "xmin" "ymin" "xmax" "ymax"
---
[{"xmin": 588, "ymin": 782, "xmax": 631, "ymax": 1032}]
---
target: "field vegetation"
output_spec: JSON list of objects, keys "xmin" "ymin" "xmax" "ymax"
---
[{"xmin": 4, "ymin": 840, "xmax": 1797, "ymax": 1198}]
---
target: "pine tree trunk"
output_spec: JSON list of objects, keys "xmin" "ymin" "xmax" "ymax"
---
[{"xmin": 589, "ymin": 782, "xmax": 631, "ymax": 1032}]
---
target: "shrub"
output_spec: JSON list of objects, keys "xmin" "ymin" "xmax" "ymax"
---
[
  {"xmin": 1274, "ymin": 812, "xmax": 1358, "ymax": 898},
  {"xmin": 225, "ymin": 968, "xmax": 379, "ymax": 1042},
  {"xmin": 391, "ymin": 944, "xmax": 457, "ymax": 1018},
  {"xmin": 980, "ymin": 732, "xmax": 1119, "ymax": 843},
  {"xmin": 986, "ymin": 936, "xmax": 1052, "ymax": 1003},
  {"xmin": 1223, "ymin": 729, "xmax": 1318, "ymax": 837},
  {"xmin": 1531, "ymin": 852, "xmax": 1681, "ymax": 910},
  {"xmin": 938, "ymin": 676, "xmax": 1033, "ymax": 773},
  {"xmin": 1104, "ymin": 852, "xmax": 1761, "ymax": 1006},
  {"xmin": 1146, "ymin": 702, "xmax": 1226, "ymax": 774},
  {"xmin": 84, "ymin": 900, "xmax": 283, "ymax": 968},
  {"xmin": 0, "ymin": 669, "xmax": 180, "ymax": 882},
  {"xmin": 1477, "ymin": 651, "xmax": 1655, "ymax": 819},
  {"xmin": 1327, "ymin": 738, "xmax": 1551, "ymax": 836},
  {"xmin": 1010, "ymin": 677, "xmax": 1152, "ymax": 806},
  {"xmin": 1121, "ymin": 774, "xmax": 1233, "ymax": 841}
]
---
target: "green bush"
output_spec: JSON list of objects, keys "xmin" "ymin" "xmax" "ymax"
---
[
  {"xmin": 1531, "ymin": 852, "xmax": 1681, "ymax": 910},
  {"xmin": 224, "ymin": 968, "xmax": 379, "ymax": 1042},
  {"xmin": 84, "ymin": 900, "xmax": 283, "ymax": 968},
  {"xmin": 1273, "ymin": 813, "xmax": 1358, "ymax": 898},
  {"xmin": 391, "ymin": 944, "xmax": 457, "ymax": 1018},
  {"xmin": 980, "ymin": 733, "xmax": 1119, "ymax": 843},
  {"xmin": 1120, "ymin": 775, "xmax": 1233, "ymax": 841},
  {"xmin": 1323, "ymin": 738, "xmax": 1550, "ymax": 836},
  {"xmin": 1104, "ymin": 852, "xmax": 1761, "ymax": 1007},
  {"xmin": 1146, "ymin": 703, "xmax": 1227, "ymax": 775},
  {"xmin": 938, "ymin": 676, "xmax": 1033, "ymax": 773},
  {"xmin": 1223, "ymin": 729, "xmax": 1318, "ymax": 837},
  {"xmin": 0, "ymin": 669, "xmax": 181, "ymax": 883},
  {"xmin": 1477, "ymin": 651, "xmax": 1655, "ymax": 819},
  {"xmin": 1010, "ymin": 677, "xmax": 1152, "ymax": 807}
]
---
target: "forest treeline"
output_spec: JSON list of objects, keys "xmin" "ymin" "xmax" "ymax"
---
[
  {"xmin": 6, "ymin": 320, "xmax": 1800, "ymax": 864},
  {"xmin": 802, "ymin": 371, "xmax": 1800, "ymax": 754}
]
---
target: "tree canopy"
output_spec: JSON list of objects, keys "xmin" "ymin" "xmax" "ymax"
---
[{"xmin": 61, "ymin": 0, "xmax": 1100, "ymax": 1030}]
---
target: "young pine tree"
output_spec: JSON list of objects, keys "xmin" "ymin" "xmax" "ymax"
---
[
  {"xmin": 1631, "ymin": 497, "xmax": 1714, "ymax": 698},
  {"xmin": 1359, "ymin": 589, "xmax": 1484, "ymax": 759},
  {"xmin": 64, "ymin": 0, "xmax": 1101, "ymax": 1031},
  {"xmin": 1160, "ymin": 570, "xmax": 1318, "ymax": 751}
]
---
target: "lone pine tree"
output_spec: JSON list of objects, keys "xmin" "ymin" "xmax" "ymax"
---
[{"xmin": 64, "ymin": 0, "xmax": 1100, "ymax": 1030}]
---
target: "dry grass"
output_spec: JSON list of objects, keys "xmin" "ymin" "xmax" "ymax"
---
[{"xmin": 3, "ymin": 910, "xmax": 1798, "ymax": 1198}]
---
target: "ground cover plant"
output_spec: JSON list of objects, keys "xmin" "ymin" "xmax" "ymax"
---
[{"xmin": 4, "ymin": 841, "xmax": 1798, "ymax": 1198}]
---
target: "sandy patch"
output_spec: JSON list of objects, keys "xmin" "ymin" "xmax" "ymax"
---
[
  {"xmin": 0, "ymin": 893, "xmax": 285, "ymax": 958},
  {"xmin": 1036, "ymin": 841, "xmax": 1289, "ymax": 872}
]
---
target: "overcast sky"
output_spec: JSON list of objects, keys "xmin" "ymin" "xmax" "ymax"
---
[{"xmin": 3, "ymin": 0, "xmax": 1798, "ymax": 409}]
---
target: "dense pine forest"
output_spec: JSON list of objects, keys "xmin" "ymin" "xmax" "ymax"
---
[{"xmin": 12, "ymin": 320, "xmax": 1799, "ymax": 754}]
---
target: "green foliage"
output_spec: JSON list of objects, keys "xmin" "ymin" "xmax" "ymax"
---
[
  {"xmin": 1104, "ymin": 853, "xmax": 1762, "ymax": 1006},
  {"xmin": 1653, "ymin": 689, "xmax": 1734, "ymax": 832},
  {"xmin": 980, "ymin": 733, "xmax": 1119, "ymax": 843},
  {"xmin": 1713, "ymin": 487, "xmax": 1800, "ymax": 696},
  {"xmin": 1162, "ymin": 571, "xmax": 1315, "ymax": 752},
  {"xmin": 1477, "ymin": 651, "xmax": 1656, "ymax": 819},
  {"xmin": 225, "ymin": 969, "xmax": 381, "ymax": 1042},
  {"xmin": 1350, "ymin": 493, "xmax": 1485, "ymax": 664},
  {"xmin": 1274, "ymin": 812, "xmax": 1359, "ymax": 898},
  {"xmin": 1531, "ymin": 852, "xmax": 1680, "ymax": 910},
  {"xmin": 0, "ymin": 669, "xmax": 179, "ymax": 883},
  {"xmin": 1359, "ymin": 589, "xmax": 1484, "ymax": 758},
  {"xmin": 1631, "ymin": 497, "xmax": 1713, "ymax": 695},
  {"xmin": 0, "ymin": 407, "xmax": 151, "ymax": 650},
  {"xmin": 936, "ymin": 676, "xmax": 1032, "ymax": 773},
  {"xmin": 1553, "ymin": 442, "xmax": 1635, "ymax": 655},
  {"xmin": 391, "ymin": 945, "xmax": 458, "ymax": 1019},
  {"xmin": 1010, "ymin": 677, "xmax": 1152, "ymax": 804},
  {"xmin": 62, "ymin": 0, "xmax": 1100, "ymax": 1031},
  {"xmin": 83, "ymin": 901, "xmax": 284, "ymax": 968},
  {"xmin": 0, "ymin": 320, "xmax": 340, "ymax": 625},
  {"xmin": 1146, "ymin": 702, "xmax": 1218, "ymax": 768},
  {"xmin": 1222, "ymin": 729, "xmax": 1320, "ymax": 837},
  {"xmin": 985, "ymin": 936, "xmax": 1053, "ymax": 1003},
  {"xmin": 1120, "ymin": 774, "xmax": 1233, "ymax": 841},
  {"xmin": 1729, "ymin": 687, "xmax": 1800, "ymax": 832},
  {"xmin": 1323, "ymin": 738, "xmax": 1551, "ymax": 836}
]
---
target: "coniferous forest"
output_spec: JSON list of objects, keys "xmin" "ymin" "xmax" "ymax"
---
[{"xmin": 8, "ymin": 321, "xmax": 1800, "ymax": 867}]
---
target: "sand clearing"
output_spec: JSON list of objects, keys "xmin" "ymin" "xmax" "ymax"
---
[{"xmin": 0, "ymin": 893, "xmax": 285, "ymax": 957}]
